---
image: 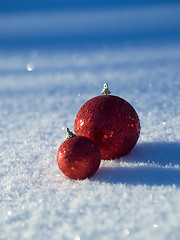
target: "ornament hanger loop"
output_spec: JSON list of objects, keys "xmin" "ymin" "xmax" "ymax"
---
[{"xmin": 101, "ymin": 83, "xmax": 111, "ymax": 95}]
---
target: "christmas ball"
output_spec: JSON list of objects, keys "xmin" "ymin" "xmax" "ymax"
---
[
  {"xmin": 57, "ymin": 128, "xmax": 101, "ymax": 180},
  {"xmin": 74, "ymin": 83, "xmax": 140, "ymax": 160}
]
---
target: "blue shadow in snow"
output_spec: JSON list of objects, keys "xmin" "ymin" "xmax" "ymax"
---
[{"xmin": 92, "ymin": 142, "xmax": 180, "ymax": 186}]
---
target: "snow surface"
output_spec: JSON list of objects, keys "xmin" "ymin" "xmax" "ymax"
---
[{"xmin": 1, "ymin": 1, "xmax": 180, "ymax": 240}]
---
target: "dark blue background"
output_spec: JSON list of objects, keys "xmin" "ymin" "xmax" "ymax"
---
[
  {"xmin": 1, "ymin": 0, "xmax": 179, "ymax": 13},
  {"xmin": 0, "ymin": 0, "xmax": 180, "ymax": 52}
]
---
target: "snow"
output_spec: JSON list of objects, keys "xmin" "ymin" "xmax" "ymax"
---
[{"xmin": 1, "ymin": 1, "xmax": 180, "ymax": 240}]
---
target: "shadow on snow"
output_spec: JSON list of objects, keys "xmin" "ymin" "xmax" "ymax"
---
[{"xmin": 92, "ymin": 142, "xmax": 180, "ymax": 186}]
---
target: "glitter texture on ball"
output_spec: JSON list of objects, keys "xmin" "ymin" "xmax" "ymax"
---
[
  {"xmin": 57, "ymin": 129, "xmax": 101, "ymax": 180},
  {"xmin": 74, "ymin": 84, "xmax": 140, "ymax": 160}
]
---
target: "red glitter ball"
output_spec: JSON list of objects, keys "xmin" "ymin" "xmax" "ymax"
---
[
  {"xmin": 57, "ymin": 135, "xmax": 101, "ymax": 180},
  {"xmin": 74, "ymin": 95, "xmax": 140, "ymax": 160}
]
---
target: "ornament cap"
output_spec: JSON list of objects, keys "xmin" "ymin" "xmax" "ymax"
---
[
  {"xmin": 101, "ymin": 83, "xmax": 111, "ymax": 95},
  {"xmin": 66, "ymin": 128, "xmax": 76, "ymax": 139}
]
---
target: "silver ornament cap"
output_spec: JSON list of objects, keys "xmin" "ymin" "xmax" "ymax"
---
[{"xmin": 101, "ymin": 83, "xmax": 111, "ymax": 95}]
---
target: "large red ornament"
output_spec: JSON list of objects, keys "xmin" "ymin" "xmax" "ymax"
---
[
  {"xmin": 57, "ymin": 129, "xmax": 101, "ymax": 180},
  {"xmin": 74, "ymin": 83, "xmax": 140, "ymax": 160}
]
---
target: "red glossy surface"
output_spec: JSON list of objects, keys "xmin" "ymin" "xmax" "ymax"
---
[
  {"xmin": 57, "ymin": 136, "xmax": 101, "ymax": 180},
  {"xmin": 74, "ymin": 95, "xmax": 140, "ymax": 160}
]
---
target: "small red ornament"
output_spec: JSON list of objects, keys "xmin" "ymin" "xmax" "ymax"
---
[
  {"xmin": 57, "ymin": 128, "xmax": 101, "ymax": 180},
  {"xmin": 74, "ymin": 83, "xmax": 140, "ymax": 160}
]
